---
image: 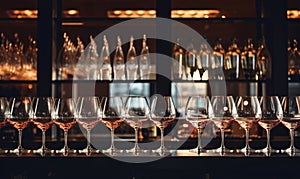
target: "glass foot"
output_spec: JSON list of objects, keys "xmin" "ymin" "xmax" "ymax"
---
[
  {"xmin": 210, "ymin": 147, "xmax": 234, "ymax": 156},
  {"xmin": 55, "ymin": 147, "xmax": 76, "ymax": 156},
  {"xmin": 254, "ymin": 147, "xmax": 280, "ymax": 156},
  {"xmin": 102, "ymin": 147, "xmax": 122, "ymax": 155},
  {"xmin": 10, "ymin": 147, "xmax": 30, "ymax": 156},
  {"xmin": 281, "ymin": 147, "xmax": 300, "ymax": 156},
  {"xmin": 189, "ymin": 147, "xmax": 207, "ymax": 155},
  {"xmin": 237, "ymin": 147, "xmax": 255, "ymax": 156},
  {"xmin": 32, "ymin": 146, "xmax": 54, "ymax": 156},
  {"xmin": 78, "ymin": 146, "xmax": 99, "ymax": 156}
]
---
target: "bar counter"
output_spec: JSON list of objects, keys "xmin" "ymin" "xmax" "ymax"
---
[{"xmin": 1, "ymin": 150, "xmax": 300, "ymax": 179}]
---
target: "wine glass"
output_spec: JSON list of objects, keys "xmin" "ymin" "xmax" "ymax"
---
[
  {"xmin": 211, "ymin": 96, "xmax": 237, "ymax": 155},
  {"xmin": 32, "ymin": 97, "xmax": 55, "ymax": 156},
  {"xmin": 76, "ymin": 96, "xmax": 101, "ymax": 156},
  {"xmin": 235, "ymin": 96, "xmax": 262, "ymax": 156},
  {"xmin": 257, "ymin": 96, "xmax": 282, "ymax": 156},
  {"xmin": 0, "ymin": 97, "xmax": 9, "ymax": 153},
  {"xmin": 100, "ymin": 96, "xmax": 124, "ymax": 155},
  {"xmin": 53, "ymin": 98, "xmax": 77, "ymax": 156},
  {"xmin": 185, "ymin": 96, "xmax": 214, "ymax": 154},
  {"xmin": 281, "ymin": 96, "xmax": 300, "ymax": 156},
  {"xmin": 150, "ymin": 96, "xmax": 176, "ymax": 155},
  {"xmin": 7, "ymin": 97, "xmax": 31, "ymax": 155},
  {"xmin": 124, "ymin": 96, "xmax": 150, "ymax": 155}
]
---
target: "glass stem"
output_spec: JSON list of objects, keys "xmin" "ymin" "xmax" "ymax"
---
[
  {"xmin": 266, "ymin": 128, "xmax": 271, "ymax": 151},
  {"xmin": 18, "ymin": 129, "xmax": 22, "ymax": 149},
  {"xmin": 197, "ymin": 127, "xmax": 202, "ymax": 153},
  {"xmin": 42, "ymin": 131, "xmax": 46, "ymax": 148},
  {"xmin": 160, "ymin": 127, "xmax": 165, "ymax": 151},
  {"xmin": 220, "ymin": 128, "xmax": 225, "ymax": 151},
  {"xmin": 289, "ymin": 129, "xmax": 295, "ymax": 152},
  {"xmin": 134, "ymin": 127, "xmax": 139, "ymax": 153},
  {"xmin": 110, "ymin": 128, "xmax": 115, "ymax": 152},
  {"xmin": 64, "ymin": 130, "xmax": 68, "ymax": 148},
  {"xmin": 86, "ymin": 129, "xmax": 92, "ymax": 156},
  {"xmin": 245, "ymin": 128, "xmax": 250, "ymax": 151}
]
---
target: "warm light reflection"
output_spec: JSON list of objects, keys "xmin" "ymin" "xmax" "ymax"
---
[
  {"xmin": 287, "ymin": 10, "xmax": 300, "ymax": 19},
  {"xmin": 171, "ymin": 10, "xmax": 221, "ymax": 18},
  {"xmin": 7, "ymin": 9, "xmax": 38, "ymax": 18},
  {"xmin": 107, "ymin": 10, "xmax": 156, "ymax": 18}
]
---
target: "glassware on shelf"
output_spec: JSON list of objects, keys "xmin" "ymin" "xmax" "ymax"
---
[
  {"xmin": 100, "ymin": 96, "xmax": 124, "ymax": 155},
  {"xmin": 185, "ymin": 96, "xmax": 213, "ymax": 154},
  {"xmin": 32, "ymin": 97, "xmax": 55, "ymax": 156},
  {"xmin": 281, "ymin": 96, "xmax": 300, "ymax": 156},
  {"xmin": 99, "ymin": 35, "xmax": 112, "ymax": 80},
  {"xmin": 124, "ymin": 96, "xmax": 150, "ymax": 155},
  {"xmin": 198, "ymin": 43, "xmax": 211, "ymax": 80},
  {"xmin": 0, "ymin": 97, "xmax": 8, "ymax": 154},
  {"xmin": 150, "ymin": 96, "xmax": 176, "ymax": 155},
  {"xmin": 241, "ymin": 38, "xmax": 257, "ymax": 80},
  {"xmin": 235, "ymin": 96, "xmax": 262, "ymax": 156},
  {"xmin": 185, "ymin": 40, "xmax": 199, "ymax": 80},
  {"xmin": 257, "ymin": 96, "xmax": 282, "ymax": 156},
  {"xmin": 288, "ymin": 39, "xmax": 300, "ymax": 79},
  {"xmin": 113, "ymin": 36, "xmax": 126, "ymax": 80},
  {"xmin": 126, "ymin": 36, "xmax": 138, "ymax": 80},
  {"xmin": 212, "ymin": 38, "xmax": 225, "ymax": 80},
  {"xmin": 211, "ymin": 96, "xmax": 237, "ymax": 155},
  {"xmin": 256, "ymin": 36, "xmax": 272, "ymax": 80},
  {"xmin": 172, "ymin": 38, "xmax": 185, "ymax": 80},
  {"xmin": 139, "ymin": 34, "xmax": 151, "ymax": 80},
  {"xmin": 86, "ymin": 35, "xmax": 100, "ymax": 80},
  {"xmin": 7, "ymin": 97, "xmax": 32, "ymax": 155},
  {"xmin": 76, "ymin": 96, "xmax": 101, "ymax": 156},
  {"xmin": 224, "ymin": 38, "xmax": 241, "ymax": 80},
  {"xmin": 53, "ymin": 98, "xmax": 77, "ymax": 156}
]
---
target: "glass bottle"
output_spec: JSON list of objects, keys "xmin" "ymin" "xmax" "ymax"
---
[
  {"xmin": 126, "ymin": 36, "xmax": 138, "ymax": 80},
  {"xmin": 212, "ymin": 38, "xmax": 225, "ymax": 80},
  {"xmin": 198, "ymin": 43, "xmax": 211, "ymax": 80},
  {"xmin": 113, "ymin": 36, "xmax": 126, "ymax": 80},
  {"xmin": 256, "ymin": 36, "xmax": 272, "ymax": 80},
  {"xmin": 224, "ymin": 38, "xmax": 241, "ymax": 79},
  {"xmin": 99, "ymin": 35, "xmax": 112, "ymax": 80},
  {"xmin": 185, "ymin": 40, "xmax": 198, "ymax": 79},
  {"xmin": 139, "ymin": 34, "xmax": 151, "ymax": 80},
  {"xmin": 172, "ymin": 38, "xmax": 185, "ymax": 80},
  {"xmin": 288, "ymin": 39, "xmax": 300, "ymax": 79},
  {"xmin": 86, "ymin": 35, "xmax": 99, "ymax": 80},
  {"xmin": 241, "ymin": 38, "xmax": 256, "ymax": 80}
]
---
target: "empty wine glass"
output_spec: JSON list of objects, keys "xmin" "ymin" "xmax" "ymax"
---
[
  {"xmin": 281, "ymin": 96, "xmax": 300, "ymax": 156},
  {"xmin": 235, "ymin": 96, "xmax": 262, "ymax": 156},
  {"xmin": 150, "ymin": 96, "xmax": 176, "ymax": 155},
  {"xmin": 0, "ymin": 97, "xmax": 9, "ymax": 153},
  {"xmin": 211, "ymin": 96, "xmax": 237, "ymax": 155},
  {"xmin": 257, "ymin": 96, "xmax": 282, "ymax": 156},
  {"xmin": 124, "ymin": 96, "xmax": 150, "ymax": 155},
  {"xmin": 53, "ymin": 98, "xmax": 77, "ymax": 156},
  {"xmin": 76, "ymin": 96, "xmax": 101, "ymax": 156},
  {"xmin": 185, "ymin": 96, "xmax": 214, "ymax": 154},
  {"xmin": 32, "ymin": 97, "xmax": 55, "ymax": 156},
  {"xmin": 101, "ymin": 96, "xmax": 124, "ymax": 155},
  {"xmin": 7, "ymin": 97, "xmax": 31, "ymax": 155}
]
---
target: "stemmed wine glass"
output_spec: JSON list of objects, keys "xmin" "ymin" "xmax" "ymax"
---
[
  {"xmin": 0, "ymin": 97, "xmax": 9, "ymax": 153},
  {"xmin": 101, "ymin": 96, "xmax": 125, "ymax": 155},
  {"xmin": 53, "ymin": 98, "xmax": 77, "ymax": 156},
  {"xmin": 257, "ymin": 96, "xmax": 282, "ymax": 156},
  {"xmin": 185, "ymin": 96, "xmax": 214, "ymax": 154},
  {"xmin": 124, "ymin": 96, "xmax": 150, "ymax": 155},
  {"xmin": 235, "ymin": 96, "xmax": 262, "ymax": 156},
  {"xmin": 281, "ymin": 96, "xmax": 300, "ymax": 156},
  {"xmin": 150, "ymin": 96, "xmax": 176, "ymax": 155},
  {"xmin": 211, "ymin": 96, "xmax": 237, "ymax": 155},
  {"xmin": 76, "ymin": 96, "xmax": 101, "ymax": 156},
  {"xmin": 7, "ymin": 97, "xmax": 31, "ymax": 155},
  {"xmin": 32, "ymin": 97, "xmax": 55, "ymax": 156}
]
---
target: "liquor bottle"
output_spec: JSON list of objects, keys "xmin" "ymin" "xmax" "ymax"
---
[
  {"xmin": 224, "ymin": 38, "xmax": 241, "ymax": 79},
  {"xmin": 256, "ymin": 36, "xmax": 272, "ymax": 80},
  {"xmin": 172, "ymin": 38, "xmax": 185, "ymax": 80},
  {"xmin": 113, "ymin": 36, "xmax": 126, "ymax": 80},
  {"xmin": 126, "ymin": 36, "xmax": 138, "ymax": 80},
  {"xmin": 212, "ymin": 38, "xmax": 225, "ymax": 80},
  {"xmin": 139, "ymin": 34, "xmax": 151, "ymax": 80},
  {"xmin": 99, "ymin": 35, "xmax": 112, "ymax": 80},
  {"xmin": 241, "ymin": 38, "xmax": 256, "ymax": 80}
]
